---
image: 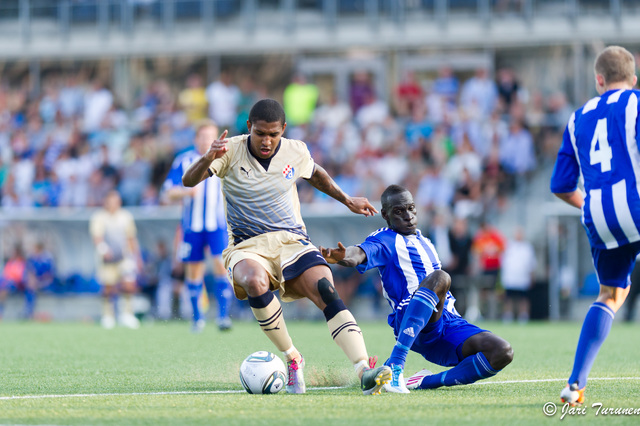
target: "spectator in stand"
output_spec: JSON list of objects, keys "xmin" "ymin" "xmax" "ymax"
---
[
  {"xmin": 0, "ymin": 245, "xmax": 26, "ymax": 319},
  {"xmin": 24, "ymin": 241, "xmax": 57, "ymax": 319},
  {"xmin": 471, "ymin": 219, "xmax": 506, "ymax": 319},
  {"xmin": 460, "ymin": 67, "xmax": 498, "ymax": 120},
  {"xmin": 206, "ymin": 71, "xmax": 240, "ymax": 131},
  {"xmin": 432, "ymin": 65, "xmax": 459, "ymax": 106},
  {"xmin": 405, "ymin": 103, "xmax": 433, "ymax": 149},
  {"xmin": 355, "ymin": 91, "xmax": 389, "ymax": 130},
  {"xmin": 500, "ymin": 227, "xmax": 536, "ymax": 324},
  {"xmin": 58, "ymin": 73, "xmax": 85, "ymax": 119},
  {"xmin": 283, "ymin": 74, "xmax": 319, "ymax": 127},
  {"xmin": 349, "ymin": 71, "xmax": 375, "ymax": 113},
  {"xmin": 313, "ymin": 92, "xmax": 352, "ymax": 130},
  {"xmin": 178, "ymin": 73, "xmax": 208, "ymax": 125},
  {"xmin": 496, "ymin": 68, "xmax": 521, "ymax": 113},
  {"xmin": 83, "ymin": 79, "xmax": 113, "ymax": 134},
  {"xmin": 416, "ymin": 164, "xmax": 455, "ymax": 217},
  {"xmin": 118, "ymin": 134, "xmax": 152, "ymax": 206},
  {"xmin": 499, "ymin": 118, "xmax": 537, "ymax": 189},
  {"xmin": 393, "ymin": 70, "xmax": 424, "ymax": 119}
]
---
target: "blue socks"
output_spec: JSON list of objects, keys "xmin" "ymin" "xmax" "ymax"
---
[
  {"xmin": 24, "ymin": 289, "xmax": 36, "ymax": 318},
  {"xmin": 387, "ymin": 287, "xmax": 438, "ymax": 368},
  {"xmin": 214, "ymin": 276, "xmax": 232, "ymax": 321},
  {"xmin": 186, "ymin": 281, "xmax": 203, "ymax": 322},
  {"xmin": 419, "ymin": 352, "xmax": 498, "ymax": 389},
  {"xmin": 568, "ymin": 302, "xmax": 615, "ymax": 389}
]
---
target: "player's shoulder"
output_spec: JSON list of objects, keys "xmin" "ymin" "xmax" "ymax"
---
[
  {"xmin": 280, "ymin": 136, "xmax": 309, "ymax": 152},
  {"xmin": 224, "ymin": 134, "xmax": 249, "ymax": 155},
  {"xmin": 171, "ymin": 148, "xmax": 200, "ymax": 167},
  {"xmin": 366, "ymin": 227, "xmax": 393, "ymax": 240}
]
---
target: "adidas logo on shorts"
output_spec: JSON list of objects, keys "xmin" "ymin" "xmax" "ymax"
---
[{"xmin": 403, "ymin": 327, "xmax": 415, "ymax": 338}]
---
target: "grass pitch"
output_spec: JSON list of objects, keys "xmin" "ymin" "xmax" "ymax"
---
[{"xmin": 1, "ymin": 319, "xmax": 639, "ymax": 425}]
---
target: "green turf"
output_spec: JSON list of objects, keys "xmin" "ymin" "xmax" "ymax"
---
[{"xmin": 1, "ymin": 320, "xmax": 639, "ymax": 425}]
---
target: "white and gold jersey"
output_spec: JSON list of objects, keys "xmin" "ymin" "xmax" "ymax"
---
[
  {"xmin": 89, "ymin": 208, "xmax": 137, "ymax": 261},
  {"xmin": 207, "ymin": 135, "xmax": 315, "ymax": 245}
]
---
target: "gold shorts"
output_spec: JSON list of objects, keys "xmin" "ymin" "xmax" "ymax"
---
[
  {"xmin": 223, "ymin": 231, "xmax": 322, "ymax": 302},
  {"xmin": 97, "ymin": 258, "xmax": 137, "ymax": 286}
]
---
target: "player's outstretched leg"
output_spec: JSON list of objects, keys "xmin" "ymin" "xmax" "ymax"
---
[
  {"xmin": 407, "ymin": 332, "xmax": 512, "ymax": 390},
  {"xmin": 385, "ymin": 270, "xmax": 447, "ymax": 393},
  {"xmin": 317, "ymin": 278, "xmax": 391, "ymax": 395},
  {"xmin": 561, "ymin": 301, "xmax": 615, "ymax": 405},
  {"xmin": 248, "ymin": 290, "xmax": 305, "ymax": 393}
]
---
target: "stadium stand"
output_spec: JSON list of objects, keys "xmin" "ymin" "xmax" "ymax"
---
[{"xmin": 0, "ymin": 0, "xmax": 639, "ymax": 322}]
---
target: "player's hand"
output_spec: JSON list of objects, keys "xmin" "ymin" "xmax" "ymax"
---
[
  {"xmin": 346, "ymin": 197, "xmax": 378, "ymax": 217},
  {"xmin": 319, "ymin": 242, "xmax": 347, "ymax": 264},
  {"xmin": 205, "ymin": 130, "xmax": 229, "ymax": 160}
]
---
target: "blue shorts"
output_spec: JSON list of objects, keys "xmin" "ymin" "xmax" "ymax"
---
[
  {"xmin": 394, "ymin": 309, "xmax": 486, "ymax": 367},
  {"xmin": 591, "ymin": 240, "xmax": 640, "ymax": 289},
  {"xmin": 180, "ymin": 228, "xmax": 228, "ymax": 262}
]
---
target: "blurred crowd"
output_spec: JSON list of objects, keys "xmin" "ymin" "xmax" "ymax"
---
[
  {"xmin": 0, "ymin": 65, "xmax": 571, "ymax": 214},
  {"xmin": 0, "ymin": 61, "xmax": 579, "ymax": 321}
]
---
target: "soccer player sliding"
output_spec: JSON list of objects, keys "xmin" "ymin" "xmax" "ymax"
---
[{"xmin": 321, "ymin": 184, "xmax": 513, "ymax": 393}]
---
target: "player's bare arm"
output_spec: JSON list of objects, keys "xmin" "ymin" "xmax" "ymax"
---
[
  {"xmin": 164, "ymin": 186, "xmax": 197, "ymax": 202},
  {"xmin": 319, "ymin": 242, "xmax": 367, "ymax": 267},
  {"xmin": 182, "ymin": 130, "xmax": 228, "ymax": 187},
  {"xmin": 306, "ymin": 164, "xmax": 378, "ymax": 217},
  {"xmin": 553, "ymin": 189, "xmax": 584, "ymax": 209}
]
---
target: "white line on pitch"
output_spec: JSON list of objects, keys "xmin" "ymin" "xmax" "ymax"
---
[{"xmin": 1, "ymin": 379, "xmax": 639, "ymax": 401}]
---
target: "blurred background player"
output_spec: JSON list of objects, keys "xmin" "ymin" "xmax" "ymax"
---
[
  {"xmin": 89, "ymin": 190, "xmax": 143, "ymax": 329},
  {"xmin": 23, "ymin": 241, "xmax": 57, "ymax": 320},
  {"xmin": 182, "ymin": 99, "xmax": 392, "ymax": 395},
  {"xmin": 162, "ymin": 119, "xmax": 233, "ymax": 333},
  {"xmin": 0, "ymin": 245, "xmax": 27, "ymax": 319},
  {"xmin": 500, "ymin": 226, "xmax": 536, "ymax": 324},
  {"xmin": 551, "ymin": 45, "xmax": 640, "ymax": 406},
  {"xmin": 321, "ymin": 185, "xmax": 513, "ymax": 394}
]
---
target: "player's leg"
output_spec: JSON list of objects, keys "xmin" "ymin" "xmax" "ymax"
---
[
  {"xmin": 407, "ymin": 326, "xmax": 513, "ymax": 390},
  {"xmin": 501, "ymin": 292, "xmax": 514, "ymax": 323},
  {"xmin": 388, "ymin": 270, "xmax": 449, "ymax": 369},
  {"xmin": 118, "ymin": 262, "xmax": 141, "ymax": 329},
  {"xmin": 184, "ymin": 261, "xmax": 206, "ymax": 332},
  {"xmin": 181, "ymin": 230, "xmax": 207, "ymax": 332},
  {"xmin": 380, "ymin": 270, "xmax": 449, "ymax": 392},
  {"xmin": 24, "ymin": 274, "xmax": 38, "ymax": 320},
  {"xmin": 0, "ymin": 280, "xmax": 9, "ymax": 318},
  {"xmin": 232, "ymin": 259, "xmax": 295, "ymax": 353},
  {"xmin": 286, "ymin": 262, "xmax": 391, "ymax": 395},
  {"xmin": 99, "ymin": 265, "xmax": 118, "ymax": 329},
  {"xmin": 561, "ymin": 243, "xmax": 638, "ymax": 405},
  {"xmin": 208, "ymin": 229, "xmax": 232, "ymax": 331},
  {"xmin": 517, "ymin": 291, "xmax": 530, "ymax": 323}
]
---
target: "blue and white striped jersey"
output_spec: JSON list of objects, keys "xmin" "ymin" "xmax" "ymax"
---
[
  {"xmin": 163, "ymin": 148, "xmax": 226, "ymax": 233},
  {"xmin": 355, "ymin": 227, "xmax": 459, "ymax": 327},
  {"xmin": 551, "ymin": 89, "xmax": 640, "ymax": 250}
]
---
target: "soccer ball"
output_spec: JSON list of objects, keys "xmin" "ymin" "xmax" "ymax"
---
[{"xmin": 239, "ymin": 351, "xmax": 287, "ymax": 394}]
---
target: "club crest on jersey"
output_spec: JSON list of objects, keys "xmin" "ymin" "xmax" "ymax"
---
[{"xmin": 282, "ymin": 165, "xmax": 294, "ymax": 180}]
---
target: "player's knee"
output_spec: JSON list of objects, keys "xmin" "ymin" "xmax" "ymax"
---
[
  {"xmin": 420, "ymin": 270, "xmax": 451, "ymax": 295},
  {"xmin": 490, "ymin": 340, "xmax": 514, "ymax": 370},
  {"xmin": 317, "ymin": 277, "xmax": 341, "ymax": 305}
]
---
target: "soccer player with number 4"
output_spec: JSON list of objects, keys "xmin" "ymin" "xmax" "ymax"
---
[
  {"xmin": 182, "ymin": 99, "xmax": 391, "ymax": 395},
  {"xmin": 551, "ymin": 46, "xmax": 640, "ymax": 406}
]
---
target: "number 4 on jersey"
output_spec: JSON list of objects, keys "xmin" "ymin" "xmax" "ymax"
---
[{"xmin": 589, "ymin": 118, "xmax": 612, "ymax": 172}]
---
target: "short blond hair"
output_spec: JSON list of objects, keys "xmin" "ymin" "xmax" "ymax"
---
[
  {"xmin": 594, "ymin": 46, "xmax": 636, "ymax": 86},
  {"xmin": 194, "ymin": 118, "xmax": 218, "ymax": 136}
]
